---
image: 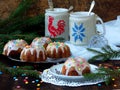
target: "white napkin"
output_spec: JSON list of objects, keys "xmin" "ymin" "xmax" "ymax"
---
[
  {"xmin": 65, "ymin": 15, "xmax": 120, "ymax": 60},
  {"xmin": 65, "ymin": 41, "xmax": 119, "ymax": 61},
  {"xmin": 97, "ymin": 15, "xmax": 120, "ymax": 45}
]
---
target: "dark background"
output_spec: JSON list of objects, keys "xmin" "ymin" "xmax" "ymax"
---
[{"xmin": 0, "ymin": 0, "xmax": 120, "ymax": 22}]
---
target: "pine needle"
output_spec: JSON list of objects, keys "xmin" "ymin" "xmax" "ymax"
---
[
  {"xmin": 84, "ymin": 67, "xmax": 120, "ymax": 85},
  {"xmin": 9, "ymin": 0, "xmax": 37, "ymax": 19},
  {"xmin": 87, "ymin": 45, "xmax": 120, "ymax": 63},
  {"xmin": 0, "ymin": 0, "xmax": 45, "ymax": 54},
  {"xmin": 0, "ymin": 62, "xmax": 40, "ymax": 78}
]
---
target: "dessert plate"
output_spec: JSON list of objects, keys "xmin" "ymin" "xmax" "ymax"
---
[
  {"xmin": 41, "ymin": 64, "xmax": 106, "ymax": 87},
  {"xmin": 8, "ymin": 57, "xmax": 67, "ymax": 64},
  {"xmin": 49, "ymin": 64, "xmax": 98, "ymax": 81}
]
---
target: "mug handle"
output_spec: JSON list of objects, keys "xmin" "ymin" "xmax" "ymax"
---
[{"xmin": 96, "ymin": 15, "xmax": 106, "ymax": 35}]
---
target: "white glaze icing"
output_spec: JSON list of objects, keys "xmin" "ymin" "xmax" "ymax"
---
[
  {"xmin": 20, "ymin": 46, "xmax": 46, "ymax": 60},
  {"xmin": 63, "ymin": 57, "xmax": 90, "ymax": 75},
  {"xmin": 3, "ymin": 39, "xmax": 28, "ymax": 56},
  {"xmin": 46, "ymin": 42, "xmax": 67, "ymax": 55},
  {"xmin": 31, "ymin": 37, "xmax": 52, "ymax": 48}
]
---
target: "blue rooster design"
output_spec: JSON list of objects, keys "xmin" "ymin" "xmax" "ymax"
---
[{"xmin": 72, "ymin": 23, "xmax": 85, "ymax": 42}]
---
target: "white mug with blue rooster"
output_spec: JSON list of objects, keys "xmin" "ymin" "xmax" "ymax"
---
[
  {"xmin": 45, "ymin": 8, "xmax": 69, "ymax": 41},
  {"xmin": 69, "ymin": 11, "xmax": 105, "ymax": 45}
]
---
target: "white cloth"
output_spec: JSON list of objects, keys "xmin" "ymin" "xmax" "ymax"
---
[
  {"xmin": 65, "ymin": 15, "xmax": 120, "ymax": 60},
  {"xmin": 97, "ymin": 15, "xmax": 120, "ymax": 45},
  {"xmin": 65, "ymin": 41, "xmax": 119, "ymax": 60}
]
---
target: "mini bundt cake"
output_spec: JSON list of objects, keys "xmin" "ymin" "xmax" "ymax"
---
[
  {"xmin": 3, "ymin": 39, "xmax": 28, "ymax": 58},
  {"xmin": 46, "ymin": 42, "xmax": 71, "ymax": 59},
  {"xmin": 31, "ymin": 37, "xmax": 52, "ymax": 49},
  {"xmin": 61, "ymin": 57, "xmax": 91, "ymax": 76},
  {"xmin": 20, "ymin": 45, "xmax": 47, "ymax": 62}
]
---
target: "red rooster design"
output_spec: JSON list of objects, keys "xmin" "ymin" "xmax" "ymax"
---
[{"xmin": 48, "ymin": 16, "xmax": 65, "ymax": 37}]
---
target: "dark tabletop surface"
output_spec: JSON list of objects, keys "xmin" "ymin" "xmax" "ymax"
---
[{"xmin": 0, "ymin": 54, "xmax": 120, "ymax": 90}]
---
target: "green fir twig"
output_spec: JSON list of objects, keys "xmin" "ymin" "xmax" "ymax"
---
[
  {"xmin": 87, "ymin": 45, "xmax": 120, "ymax": 63},
  {"xmin": 0, "ymin": 62, "xmax": 40, "ymax": 78},
  {"xmin": 51, "ymin": 37, "xmax": 65, "ymax": 42},
  {"xmin": 9, "ymin": 0, "xmax": 37, "ymax": 19},
  {"xmin": 0, "ymin": 0, "xmax": 37, "ymax": 28},
  {"xmin": 0, "ymin": 15, "xmax": 44, "ymax": 33},
  {"xmin": 0, "ymin": 0, "xmax": 45, "ymax": 54},
  {"xmin": 84, "ymin": 67, "xmax": 120, "ymax": 85}
]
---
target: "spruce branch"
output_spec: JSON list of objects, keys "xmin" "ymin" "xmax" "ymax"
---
[
  {"xmin": 18, "ymin": 66, "xmax": 34, "ymax": 70},
  {"xmin": 87, "ymin": 48, "xmax": 103, "ymax": 54},
  {"xmin": 0, "ymin": 0, "xmax": 37, "ymax": 28},
  {"xmin": 0, "ymin": 15, "xmax": 44, "ymax": 33},
  {"xmin": 50, "ymin": 37, "xmax": 65, "ymax": 42},
  {"xmin": 0, "ymin": 0, "xmax": 45, "ymax": 54},
  {"xmin": 84, "ymin": 67, "xmax": 120, "ymax": 85},
  {"xmin": 87, "ymin": 45, "xmax": 120, "ymax": 63},
  {"xmin": 0, "ymin": 62, "xmax": 40, "ymax": 78},
  {"xmin": 9, "ymin": 0, "xmax": 37, "ymax": 19},
  {"xmin": 0, "ymin": 33, "xmax": 38, "ymax": 41}
]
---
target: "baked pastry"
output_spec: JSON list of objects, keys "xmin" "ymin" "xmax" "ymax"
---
[
  {"xmin": 61, "ymin": 57, "xmax": 91, "ymax": 76},
  {"xmin": 3, "ymin": 39, "xmax": 28, "ymax": 58},
  {"xmin": 20, "ymin": 45, "xmax": 47, "ymax": 62},
  {"xmin": 46, "ymin": 42, "xmax": 71, "ymax": 58},
  {"xmin": 31, "ymin": 37, "xmax": 52, "ymax": 49}
]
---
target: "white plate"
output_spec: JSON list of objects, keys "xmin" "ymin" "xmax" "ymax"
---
[
  {"xmin": 8, "ymin": 57, "xmax": 67, "ymax": 64},
  {"xmin": 41, "ymin": 64, "xmax": 105, "ymax": 87},
  {"xmin": 49, "ymin": 64, "xmax": 98, "ymax": 81}
]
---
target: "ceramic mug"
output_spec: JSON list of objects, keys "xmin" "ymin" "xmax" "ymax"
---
[
  {"xmin": 45, "ymin": 8, "xmax": 69, "ymax": 41},
  {"xmin": 69, "ymin": 11, "xmax": 105, "ymax": 45}
]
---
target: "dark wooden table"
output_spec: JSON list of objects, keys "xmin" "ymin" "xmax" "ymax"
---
[{"xmin": 0, "ymin": 54, "xmax": 120, "ymax": 90}]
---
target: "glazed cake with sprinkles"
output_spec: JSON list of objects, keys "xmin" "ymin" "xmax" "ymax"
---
[
  {"xmin": 31, "ymin": 37, "xmax": 52, "ymax": 49},
  {"xmin": 20, "ymin": 45, "xmax": 47, "ymax": 62},
  {"xmin": 61, "ymin": 57, "xmax": 91, "ymax": 76},
  {"xmin": 46, "ymin": 42, "xmax": 71, "ymax": 59},
  {"xmin": 3, "ymin": 39, "xmax": 28, "ymax": 58}
]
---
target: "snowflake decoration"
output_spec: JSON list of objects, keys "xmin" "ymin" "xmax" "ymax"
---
[{"xmin": 72, "ymin": 23, "xmax": 85, "ymax": 42}]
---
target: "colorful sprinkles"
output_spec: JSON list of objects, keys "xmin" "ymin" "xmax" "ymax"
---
[
  {"xmin": 64, "ymin": 57, "xmax": 90, "ymax": 75},
  {"xmin": 31, "ymin": 37, "xmax": 52, "ymax": 48}
]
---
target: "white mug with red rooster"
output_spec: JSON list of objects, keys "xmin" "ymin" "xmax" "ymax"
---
[
  {"xmin": 69, "ymin": 11, "xmax": 105, "ymax": 45},
  {"xmin": 45, "ymin": 8, "xmax": 69, "ymax": 41}
]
